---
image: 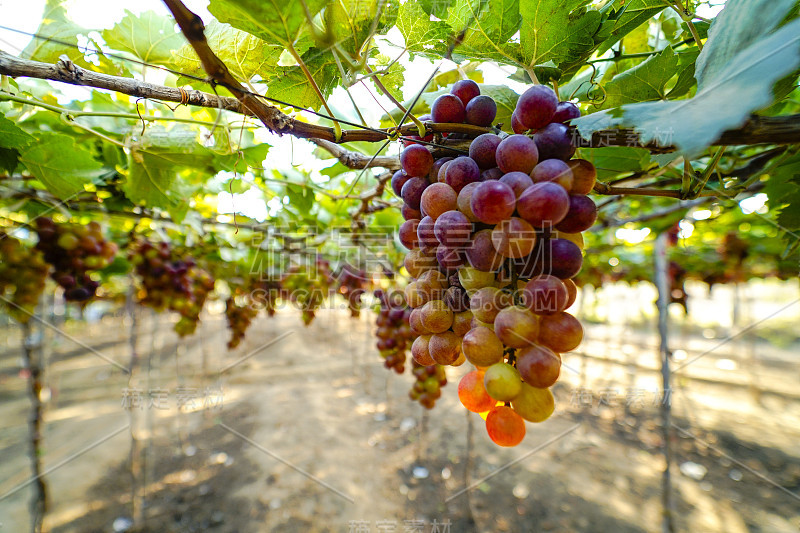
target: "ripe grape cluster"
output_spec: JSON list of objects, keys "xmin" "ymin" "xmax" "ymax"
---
[
  {"xmin": 129, "ymin": 241, "xmax": 215, "ymax": 336},
  {"xmin": 409, "ymin": 361, "xmax": 448, "ymax": 409},
  {"xmin": 394, "ymin": 80, "xmax": 596, "ymax": 446},
  {"xmin": 280, "ymin": 259, "xmax": 334, "ymax": 326},
  {"xmin": 225, "ymin": 294, "xmax": 259, "ymax": 349},
  {"xmin": 0, "ymin": 234, "xmax": 49, "ymax": 322},
  {"xmin": 337, "ymin": 264, "xmax": 370, "ymax": 318},
  {"xmin": 373, "ymin": 289, "xmax": 415, "ymax": 374},
  {"xmin": 34, "ymin": 218, "xmax": 117, "ymax": 302}
]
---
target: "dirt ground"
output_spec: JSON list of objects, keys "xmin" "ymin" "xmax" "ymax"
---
[{"xmin": 1, "ymin": 287, "xmax": 800, "ymax": 533}]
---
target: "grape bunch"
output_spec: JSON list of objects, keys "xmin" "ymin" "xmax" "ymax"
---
[
  {"xmin": 0, "ymin": 234, "xmax": 49, "ymax": 322},
  {"xmin": 34, "ymin": 218, "xmax": 117, "ymax": 302},
  {"xmin": 280, "ymin": 259, "xmax": 334, "ymax": 326},
  {"xmin": 337, "ymin": 264, "xmax": 370, "ymax": 318},
  {"xmin": 225, "ymin": 295, "xmax": 259, "ymax": 349},
  {"xmin": 129, "ymin": 241, "xmax": 215, "ymax": 336},
  {"xmin": 251, "ymin": 279, "xmax": 281, "ymax": 317},
  {"xmin": 373, "ymin": 289, "xmax": 415, "ymax": 374},
  {"xmin": 409, "ymin": 360, "xmax": 448, "ymax": 409},
  {"xmin": 394, "ymin": 80, "xmax": 596, "ymax": 446}
]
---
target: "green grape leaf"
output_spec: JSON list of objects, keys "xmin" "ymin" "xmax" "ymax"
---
[
  {"xmin": 123, "ymin": 149, "xmax": 185, "ymax": 215},
  {"xmin": 0, "ymin": 114, "xmax": 35, "ymax": 150},
  {"xmin": 374, "ymin": 58, "xmax": 405, "ymax": 102},
  {"xmin": 266, "ymin": 51, "xmax": 339, "ymax": 110},
  {"xmin": 21, "ymin": 0, "xmax": 85, "ymax": 64},
  {"xmin": 597, "ymin": 0, "xmax": 669, "ymax": 55},
  {"xmin": 445, "ymin": 0, "xmax": 522, "ymax": 64},
  {"xmin": 325, "ymin": 0, "xmax": 383, "ymax": 57},
  {"xmin": 695, "ymin": 0, "xmax": 798, "ymax": 88},
  {"xmin": 519, "ymin": 0, "xmax": 602, "ymax": 69},
  {"xmin": 18, "ymin": 132, "xmax": 102, "ymax": 200},
  {"xmin": 763, "ymin": 153, "xmax": 800, "ymax": 231},
  {"xmin": 578, "ymin": 146, "xmax": 652, "ymax": 180},
  {"xmin": 598, "ymin": 47, "xmax": 679, "ymax": 109},
  {"xmin": 101, "ymin": 10, "xmax": 185, "ymax": 65},
  {"xmin": 0, "ymin": 149, "xmax": 21, "ymax": 173},
  {"xmin": 666, "ymin": 50, "xmax": 700, "ymax": 99},
  {"xmin": 208, "ymin": 0, "xmax": 326, "ymax": 51},
  {"xmin": 172, "ymin": 20, "xmax": 282, "ymax": 82},
  {"xmin": 419, "ymin": 0, "xmax": 455, "ymax": 18},
  {"xmin": 396, "ymin": 0, "xmax": 452, "ymax": 56},
  {"xmin": 572, "ymin": 18, "xmax": 800, "ymax": 158}
]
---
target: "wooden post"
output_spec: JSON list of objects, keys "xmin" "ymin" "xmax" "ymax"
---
[
  {"xmin": 21, "ymin": 320, "xmax": 46, "ymax": 533},
  {"xmin": 654, "ymin": 232, "xmax": 675, "ymax": 533}
]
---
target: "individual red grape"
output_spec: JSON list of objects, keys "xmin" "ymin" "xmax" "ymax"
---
[
  {"xmin": 451, "ymin": 79, "xmax": 480, "ymax": 106},
  {"xmin": 420, "ymin": 299, "xmax": 454, "ymax": 333},
  {"xmin": 465, "ymin": 229, "xmax": 503, "ymax": 272},
  {"xmin": 516, "ymin": 182, "xmax": 570, "ymax": 228},
  {"xmin": 491, "ymin": 217, "xmax": 536, "ymax": 258},
  {"xmin": 465, "ymin": 95, "xmax": 497, "ymax": 126},
  {"xmin": 516, "ymin": 85, "xmax": 558, "ymax": 130},
  {"xmin": 404, "ymin": 248, "xmax": 437, "ymax": 277},
  {"xmin": 398, "ymin": 219, "xmax": 420, "ymax": 249},
  {"xmin": 542, "ymin": 238, "xmax": 583, "ymax": 279},
  {"xmin": 469, "ymin": 286, "xmax": 511, "ymax": 323},
  {"xmin": 522, "ymin": 275, "xmax": 568, "ymax": 315},
  {"xmin": 511, "ymin": 111, "xmax": 527, "ymax": 134},
  {"xmin": 516, "ymin": 344, "xmax": 561, "ymax": 388},
  {"xmin": 459, "ymin": 370, "xmax": 496, "ymax": 413},
  {"xmin": 431, "ymin": 156, "xmax": 454, "ymax": 182},
  {"xmin": 457, "ymin": 182, "xmax": 481, "ymax": 222},
  {"xmin": 563, "ymin": 278, "xmax": 578, "ymax": 308},
  {"xmin": 434, "ymin": 210, "xmax": 472, "ymax": 247},
  {"xmin": 412, "ymin": 335, "xmax": 435, "ymax": 365},
  {"xmin": 567, "ymin": 159, "xmax": 597, "ymax": 195},
  {"xmin": 444, "ymin": 156, "xmax": 481, "ymax": 193},
  {"xmin": 420, "ymin": 182, "xmax": 458, "ymax": 219},
  {"xmin": 462, "ymin": 326, "xmax": 505, "ymax": 367},
  {"xmin": 533, "ymin": 122, "xmax": 575, "ymax": 161},
  {"xmin": 401, "ymin": 177, "xmax": 428, "ymax": 210},
  {"xmin": 493, "ymin": 306, "xmax": 539, "ymax": 349},
  {"xmin": 402, "ymin": 204, "xmax": 423, "ymax": 221},
  {"xmin": 499, "ymin": 171, "xmax": 534, "ymax": 198},
  {"xmin": 555, "ymin": 195, "xmax": 597, "ymax": 233},
  {"xmin": 391, "ymin": 170, "xmax": 410, "ymax": 197},
  {"xmin": 551, "ymin": 101, "xmax": 581, "ymax": 123},
  {"xmin": 531, "ymin": 159, "xmax": 574, "ymax": 191},
  {"xmin": 470, "ymin": 181, "xmax": 516, "ymax": 224},
  {"xmin": 401, "ymin": 144, "xmax": 434, "ymax": 177},
  {"xmin": 432, "ymin": 93, "xmax": 466, "ymax": 123},
  {"xmin": 429, "ymin": 330, "xmax": 462, "ymax": 365},
  {"xmin": 469, "ymin": 133, "xmax": 501, "ymax": 169},
  {"xmin": 538, "ymin": 311, "xmax": 583, "ymax": 352},
  {"xmin": 496, "ymin": 134, "xmax": 539, "ymax": 174},
  {"xmin": 486, "ymin": 406, "xmax": 526, "ymax": 447},
  {"xmin": 417, "ymin": 215, "xmax": 439, "ymax": 249}
]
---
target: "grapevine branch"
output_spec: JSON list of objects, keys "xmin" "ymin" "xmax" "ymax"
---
[{"xmin": 3, "ymin": 50, "xmax": 800, "ymax": 156}]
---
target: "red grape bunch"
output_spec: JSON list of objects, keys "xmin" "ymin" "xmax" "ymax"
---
[
  {"xmin": 0, "ymin": 234, "xmax": 49, "ymax": 322},
  {"xmin": 409, "ymin": 360, "xmax": 448, "ymax": 409},
  {"xmin": 337, "ymin": 264, "xmax": 370, "ymax": 318},
  {"xmin": 129, "ymin": 241, "xmax": 215, "ymax": 336},
  {"xmin": 280, "ymin": 259, "xmax": 334, "ymax": 326},
  {"xmin": 225, "ymin": 292, "xmax": 259, "ymax": 349},
  {"xmin": 373, "ymin": 289, "xmax": 415, "ymax": 374},
  {"xmin": 393, "ymin": 80, "xmax": 596, "ymax": 446},
  {"xmin": 34, "ymin": 218, "xmax": 117, "ymax": 302}
]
